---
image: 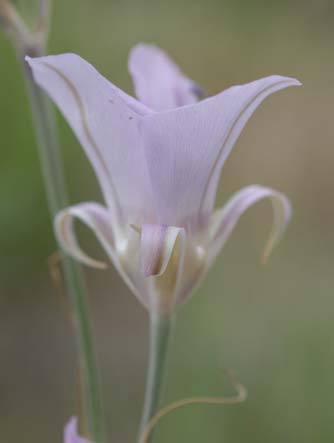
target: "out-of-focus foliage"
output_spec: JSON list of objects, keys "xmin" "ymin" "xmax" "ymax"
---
[
  {"xmin": 13, "ymin": 0, "xmax": 41, "ymax": 28},
  {"xmin": 1, "ymin": 0, "xmax": 334, "ymax": 442}
]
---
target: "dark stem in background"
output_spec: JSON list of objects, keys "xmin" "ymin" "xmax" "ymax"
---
[
  {"xmin": 0, "ymin": 2, "xmax": 106, "ymax": 442},
  {"xmin": 22, "ymin": 43, "xmax": 106, "ymax": 443}
]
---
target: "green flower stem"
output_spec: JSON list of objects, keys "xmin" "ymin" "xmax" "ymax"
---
[
  {"xmin": 138, "ymin": 312, "xmax": 174, "ymax": 443},
  {"xmin": 21, "ymin": 46, "xmax": 106, "ymax": 443},
  {"xmin": 0, "ymin": 2, "xmax": 106, "ymax": 441}
]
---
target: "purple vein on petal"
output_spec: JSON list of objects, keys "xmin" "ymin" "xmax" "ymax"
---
[
  {"xmin": 41, "ymin": 61, "xmax": 124, "ymax": 221},
  {"xmin": 198, "ymin": 78, "xmax": 300, "ymax": 216}
]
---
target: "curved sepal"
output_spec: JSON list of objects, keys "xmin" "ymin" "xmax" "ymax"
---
[
  {"xmin": 54, "ymin": 202, "xmax": 115, "ymax": 269},
  {"xmin": 208, "ymin": 185, "xmax": 292, "ymax": 265}
]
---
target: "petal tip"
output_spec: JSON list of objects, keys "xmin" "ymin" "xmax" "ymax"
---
[
  {"xmin": 25, "ymin": 55, "xmax": 37, "ymax": 69},
  {"xmin": 130, "ymin": 42, "xmax": 159, "ymax": 54},
  {"xmin": 289, "ymin": 77, "xmax": 302, "ymax": 87},
  {"xmin": 284, "ymin": 76, "xmax": 302, "ymax": 88},
  {"xmin": 25, "ymin": 54, "xmax": 42, "ymax": 66},
  {"xmin": 64, "ymin": 416, "xmax": 92, "ymax": 443}
]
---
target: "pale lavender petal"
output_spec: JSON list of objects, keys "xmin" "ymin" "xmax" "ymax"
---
[
  {"xmin": 140, "ymin": 224, "xmax": 187, "ymax": 312},
  {"xmin": 140, "ymin": 224, "xmax": 185, "ymax": 277},
  {"xmin": 64, "ymin": 417, "xmax": 92, "ymax": 443},
  {"xmin": 207, "ymin": 185, "xmax": 292, "ymax": 266},
  {"xmin": 54, "ymin": 202, "xmax": 114, "ymax": 269},
  {"xmin": 26, "ymin": 54, "xmax": 155, "ymax": 226},
  {"xmin": 140, "ymin": 75, "xmax": 300, "ymax": 229},
  {"xmin": 129, "ymin": 43, "xmax": 202, "ymax": 111}
]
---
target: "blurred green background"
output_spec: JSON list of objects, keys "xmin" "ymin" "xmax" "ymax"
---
[{"xmin": 1, "ymin": 0, "xmax": 334, "ymax": 442}]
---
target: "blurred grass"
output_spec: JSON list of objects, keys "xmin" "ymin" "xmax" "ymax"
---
[{"xmin": 1, "ymin": 0, "xmax": 334, "ymax": 442}]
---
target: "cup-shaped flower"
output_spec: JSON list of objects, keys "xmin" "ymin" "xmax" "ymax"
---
[
  {"xmin": 64, "ymin": 417, "xmax": 92, "ymax": 443},
  {"xmin": 26, "ymin": 44, "xmax": 300, "ymax": 314}
]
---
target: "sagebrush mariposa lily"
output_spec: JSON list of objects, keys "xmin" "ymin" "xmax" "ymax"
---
[{"xmin": 26, "ymin": 44, "xmax": 300, "ymax": 314}]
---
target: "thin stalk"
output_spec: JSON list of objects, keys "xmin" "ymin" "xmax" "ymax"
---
[
  {"xmin": 138, "ymin": 312, "xmax": 174, "ymax": 443},
  {"xmin": 0, "ymin": 3, "xmax": 106, "ymax": 441},
  {"xmin": 21, "ymin": 46, "xmax": 106, "ymax": 443}
]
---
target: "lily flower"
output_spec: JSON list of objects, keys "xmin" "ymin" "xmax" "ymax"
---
[
  {"xmin": 26, "ymin": 44, "xmax": 300, "ymax": 314},
  {"xmin": 64, "ymin": 417, "xmax": 92, "ymax": 443}
]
